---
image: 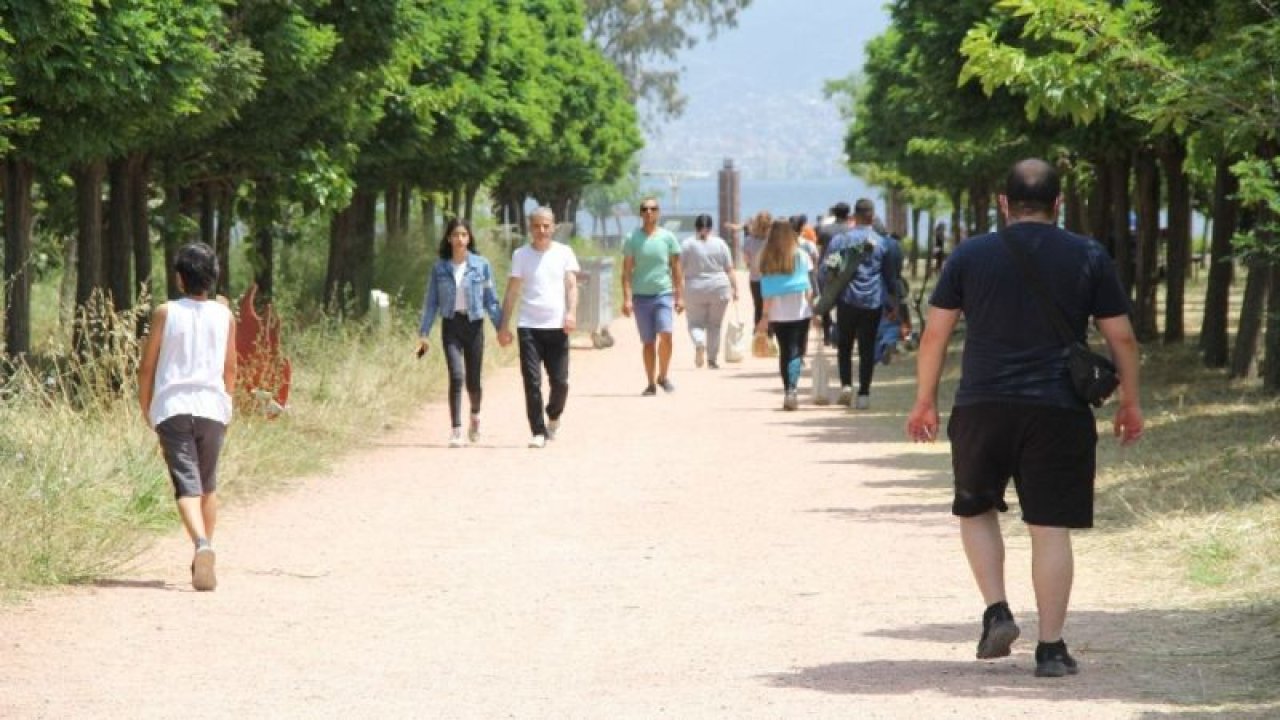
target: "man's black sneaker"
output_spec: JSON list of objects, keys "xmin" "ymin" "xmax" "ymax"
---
[
  {"xmin": 1034, "ymin": 640, "xmax": 1080, "ymax": 677},
  {"xmin": 976, "ymin": 601, "xmax": 1020, "ymax": 659}
]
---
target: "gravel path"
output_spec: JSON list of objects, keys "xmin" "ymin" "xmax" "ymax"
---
[{"xmin": 0, "ymin": 294, "xmax": 1252, "ymax": 718}]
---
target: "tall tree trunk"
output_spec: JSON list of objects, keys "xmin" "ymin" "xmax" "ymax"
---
[
  {"xmin": 969, "ymin": 183, "xmax": 992, "ymax": 234},
  {"xmin": 162, "ymin": 182, "xmax": 183, "ymax": 300},
  {"xmin": 106, "ymin": 156, "xmax": 134, "ymax": 311},
  {"xmin": 463, "ymin": 183, "xmax": 478, "ymax": 223},
  {"xmin": 1201, "ymin": 156, "xmax": 1239, "ymax": 367},
  {"xmin": 1133, "ymin": 149, "xmax": 1160, "ymax": 341},
  {"xmin": 1230, "ymin": 256, "xmax": 1270, "ymax": 378},
  {"xmin": 73, "ymin": 160, "xmax": 107, "ymax": 308},
  {"xmin": 130, "ymin": 155, "xmax": 152, "ymax": 304},
  {"xmin": 450, "ymin": 187, "xmax": 463, "ymax": 221},
  {"xmin": 949, "ymin": 189, "xmax": 963, "ymax": 253},
  {"xmin": 399, "ymin": 185, "xmax": 412, "ymax": 237},
  {"xmin": 352, "ymin": 188, "xmax": 377, "ymax": 316},
  {"xmin": 4, "ymin": 158, "xmax": 34, "ymax": 356},
  {"xmin": 200, "ymin": 182, "xmax": 217, "ymax": 249},
  {"xmin": 909, "ymin": 206, "xmax": 922, "ymax": 278},
  {"xmin": 384, "ymin": 183, "xmax": 403, "ymax": 251},
  {"xmin": 215, "ymin": 182, "xmax": 234, "ymax": 298},
  {"xmin": 1063, "ymin": 169, "xmax": 1084, "ymax": 234},
  {"xmin": 1161, "ymin": 141, "xmax": 1191, "ymax": 343},
  {"xmin": 1265, "ymin": 261, "xmax": 1280, "ymax": 392},
  {"xmin": 1109, "ymin": 154, "xmax": 1134, "ymax": 294},
  {"xmin": 422, "ymin": 193, "xmax": 438, "ymax": 242},
  {"xmin": 1087, "ymin": 157, "xmax": 1111, "ymax": 245},
  {"xmin": 250, "ymin": 188, "xmax": 276, "ymax": 300},
  {"xmin": 325, "ymin": 206, "xmax": 353, "ymax": 311}
]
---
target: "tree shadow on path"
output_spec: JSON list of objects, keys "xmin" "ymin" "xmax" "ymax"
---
[{"xmin": 762, "ymin": 603, "xmax": 1280, "ymax": 711}]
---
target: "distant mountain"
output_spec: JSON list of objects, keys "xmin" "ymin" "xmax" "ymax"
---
[{"xmin": 640, "ymin": 0, "xmax": 891, "ymax": 181}]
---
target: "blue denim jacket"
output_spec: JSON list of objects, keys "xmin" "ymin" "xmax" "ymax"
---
[
  {"xmin": 822, "ymin": 226, "xmax": 896, "ymax": 311},
  {"xmin": 419, "ymin": 253, "xmax": 503, "ymax": 336}
]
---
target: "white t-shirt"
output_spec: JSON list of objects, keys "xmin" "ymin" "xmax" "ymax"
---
[
  {"xmin": 510, "ymin": 241, "xmax": 580, "ymax": 329},
  {"xmin": 451, "ymin": 260, "xmax": 468, "ymax": 313},
  {"xmin": 150, "ymin": 297, "xmax": 233, "ymax": 427}
]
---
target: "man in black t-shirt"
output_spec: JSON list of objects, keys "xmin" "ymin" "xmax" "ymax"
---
[{"xmin": 906, "ymin": 158, "xmax": 1144, "ymax": 679}]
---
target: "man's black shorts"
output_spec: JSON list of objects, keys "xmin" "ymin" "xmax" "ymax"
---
[{"xmin": 947, "ymin": 402, "xmax": 1097, "ymax": 528}]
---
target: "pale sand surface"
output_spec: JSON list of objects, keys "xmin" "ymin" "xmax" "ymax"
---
[{"xmin": 0, "ymin": 286, "xmax": 1255, "ymax": 718}]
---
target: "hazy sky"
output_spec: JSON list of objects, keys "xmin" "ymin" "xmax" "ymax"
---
[{"xmin": 642, "ymin": 0, "xmax": 892, "ymax": 176}]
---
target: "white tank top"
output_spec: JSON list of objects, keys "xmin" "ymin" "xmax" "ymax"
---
[{"xmin": 150, "ymin": 297, "xmax": 233, "ymax": 427}]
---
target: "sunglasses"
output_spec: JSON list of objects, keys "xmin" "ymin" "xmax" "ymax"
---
[{"xmin": 640, "ymin": 206, "xmax": 659, "ymax": 212}]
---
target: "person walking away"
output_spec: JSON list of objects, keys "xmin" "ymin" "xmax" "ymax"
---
[
  {"xmin": 621, "ymin": 197, "xmax": 684, "ymax": 395},
  {"xmin": 754, "ymin": 219, "xmax": 815, "ymax": 410},
  {"xmin": 741, "ymin": 210, "xmax": 773, "ymax": 332},
  {"xmin": 138, "ymin": 242, "xmax": 237, "ymax": 592},
  {"xmin": 497, "ymin": 207, "xmax": 579, "ymax": 448},
  {"xmin": 821, "ymin": 198, "xmax": 897, "ymax": 409},
  {"xmin": 816, "ymin": 203, "xmax": 851, "ymax": 346},
  {"xmin": 417, "ymin": 218, "xmax": 503, "ymax": 447},
  {"xmin": 906, "ymin": 158, "xmax": 1144, "ymax": 678},
  {"xmin": 680, "ymin": 214, "xmax": 739, "ymax": 369}
]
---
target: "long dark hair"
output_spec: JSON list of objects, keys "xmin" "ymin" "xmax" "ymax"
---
[{"xmin": 438, "ymin": 217, "xmax": 479, "ymax": 260}]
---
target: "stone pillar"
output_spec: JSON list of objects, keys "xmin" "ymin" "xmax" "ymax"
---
[{"xmin": 718, "ymin": 158, "xmax": 741, "ymax": 264}]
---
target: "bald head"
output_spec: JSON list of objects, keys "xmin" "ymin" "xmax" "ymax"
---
[{"xmin": 1004, "ymin": 158, "xmax": 1060, "ymax": 218}]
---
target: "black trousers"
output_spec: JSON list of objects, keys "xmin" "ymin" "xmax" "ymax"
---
[
  {"xmin": 769, "ymin": 318, "xmax": 810, "ymax": 392},
  {"xmin": 442, "ymin": 313, "xmax": 485, "ymax": 427},
  {"xmin": 835, "ymin": 302, "xmax": 882, "ymax": 394},
  {"xmin": 517, "ymin": 327, "xmax": 570, "ymax": 436}
]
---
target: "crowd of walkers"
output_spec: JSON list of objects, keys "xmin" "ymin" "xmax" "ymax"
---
[{"xmin": 135, "ymin": 158, "xmax": 1145, "ymax": 682}]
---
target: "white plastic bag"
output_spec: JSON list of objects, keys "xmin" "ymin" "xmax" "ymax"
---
[{"xmin": 724, "ymin": 302, "xmax": 746, "ymax": 363}]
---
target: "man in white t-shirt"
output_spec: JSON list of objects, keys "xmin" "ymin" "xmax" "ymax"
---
[{"xmin": 497, "ymin": 206, "xmax": 580, "ymax": 448}]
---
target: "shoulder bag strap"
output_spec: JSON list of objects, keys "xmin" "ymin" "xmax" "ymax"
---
[{"xmin": 998, "ymin": 229, "xmax": 1076, "ymax": 347}]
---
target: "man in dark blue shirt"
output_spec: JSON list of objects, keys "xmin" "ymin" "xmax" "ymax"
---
[{"xmin": 906, "ymin": 158, "xmax": 1144, "ymax": 678}]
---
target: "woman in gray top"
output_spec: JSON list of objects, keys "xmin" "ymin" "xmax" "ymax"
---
[{"xmin": 680, "ymin": 214, "xmax": 739, "ymax": 368}]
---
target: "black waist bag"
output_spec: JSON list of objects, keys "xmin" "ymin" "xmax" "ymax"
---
[{"xmin": 1067, "ymin": 342, "xmax": 1118, "ymax": 408}]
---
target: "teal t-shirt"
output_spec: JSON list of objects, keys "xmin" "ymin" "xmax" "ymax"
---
[{"xmin": 624, "ymin": 227, "xmax": 681, "ymax": 295}]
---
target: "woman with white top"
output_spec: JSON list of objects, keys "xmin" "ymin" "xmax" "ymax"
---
[
  {"xmin": 680, "ymin": 214, "xmax": 739, "ymax": 369},
  {"xmin": 417, "ymin": 218, "xmax": 503, "ymax": 447},
  {"xmin": 755, "ymin": 219, "xmax": 816, "ymax": 410},
  {"xmin": 138, "ymin": 242, "xmax": 237, "ymax": 591}
]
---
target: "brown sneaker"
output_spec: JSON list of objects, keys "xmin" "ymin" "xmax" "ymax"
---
[{"xmin": 192, "ymin": 546, "xmax": 217, "ymax": 592}]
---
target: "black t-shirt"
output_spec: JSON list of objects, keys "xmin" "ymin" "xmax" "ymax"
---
[{"xmin": 930, "ymin": 222, "xmax": 1130, "ymax": 410}]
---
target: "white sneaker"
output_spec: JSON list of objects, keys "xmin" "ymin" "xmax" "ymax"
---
[
  {"xmin": 467, "ymin": 415, "xmax": 481, "ymax": 443},
  {"xmin": 695, "ymin": 345, "xmax": 706, "ymax": 368},
  {"xmin": 838, "ymin": 386, "xmax": 853, "ymax": 406},
  {"xmin": 449, "ymin": 428, "xmax": 465, "ymax": 447},
  {"xmin": 855, "ymin": 394, "xmax": 870, "ymax": 410},
  {"xmin": 783, "ymin": 391, "xmax": 799, "ymax": 411},
  {"xmin": 528, "ymin": 434, "xmax": 547, "ymax": 449},
  {"xmin": 547, "ymin": 418, "xmax": 560, "ymax": 440}
]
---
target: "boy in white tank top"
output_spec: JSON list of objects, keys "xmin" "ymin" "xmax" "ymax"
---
[{"xmin": 138, "ymin": 242, "xmax": 237, "ymax": 591}]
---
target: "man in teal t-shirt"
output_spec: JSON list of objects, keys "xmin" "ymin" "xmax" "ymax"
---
[{"xmin": 622, "ymin": 197, "xmax": 684, "ymax": 396}]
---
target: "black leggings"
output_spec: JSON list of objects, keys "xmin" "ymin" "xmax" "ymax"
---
[
  {"xmin": 835, "ymin": 303, "xmax": 881, "ymax": 394},
  {"xmin": 517, "ymin": 327, "xmax": 570, "ymax": 436},
  {"xmin": 442, "ymin": 314, "xmax": 485, "ymax": 427},
  {"xmin": 770, "ymin": 319, "xmax": 810, "ymax": 392}
]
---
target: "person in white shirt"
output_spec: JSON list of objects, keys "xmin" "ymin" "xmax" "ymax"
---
[
  {"xmin": 497, "ymin": 206, "xmax": 580, "ymax": 448},
  {"xmin": 138, "ymin": 242, "xmax": 237, "ymax": 591}
]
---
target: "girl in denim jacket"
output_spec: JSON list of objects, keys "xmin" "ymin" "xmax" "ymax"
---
[{"xmin": 417, "ymin": 218, "xmax": 503, "ymax": 447}]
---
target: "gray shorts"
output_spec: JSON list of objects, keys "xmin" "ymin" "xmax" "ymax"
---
[{"xmin": 155, "ymin": 415, "xmax": 227, "ymax": 499}]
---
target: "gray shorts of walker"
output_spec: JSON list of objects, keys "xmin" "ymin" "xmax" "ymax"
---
[{"xmin": 155, "ymin": 415, "xmax": 227, "ymax": 499}]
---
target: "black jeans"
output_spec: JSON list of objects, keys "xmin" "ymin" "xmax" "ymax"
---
[
  {"xmin": 835, "ymin": 302, "xmax": 881, "ymax": 394},
  {"xmin": 442, "ymin": 313, "xmax": 485, "ymax": 427},
  {"xmin": 517, "ymin": 327, "xmax": 570, "ymax": 436}
]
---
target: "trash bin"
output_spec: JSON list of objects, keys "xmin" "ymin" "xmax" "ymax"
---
[{"xmin": 576, "ymin": 257, "xmax": 615, "ymax": 348}]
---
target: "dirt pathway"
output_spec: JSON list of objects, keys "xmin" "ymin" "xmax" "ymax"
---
[{"xmin": 0, "ymin": 293, "xmax": 1249, "ymax": 718}]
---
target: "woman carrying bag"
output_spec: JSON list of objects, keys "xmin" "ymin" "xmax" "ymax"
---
[{"xmin": 680, "ymin": 214, "xmax": 739, "ymax": 369}]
